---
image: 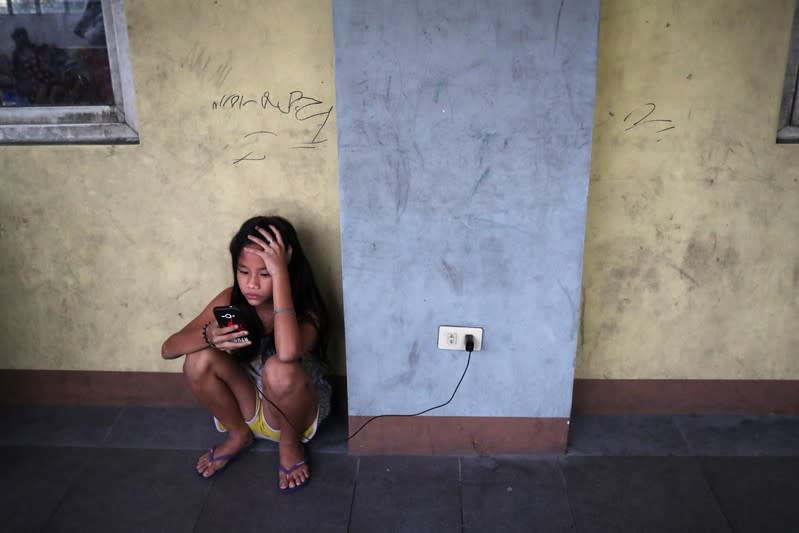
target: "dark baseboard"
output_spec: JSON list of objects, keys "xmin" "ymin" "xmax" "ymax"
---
[
  {"xmin": 571, "ymin": 378, "xmax": 799, "ymax": 414},
  {"xmin": 0, "ymin": 369, "xmax": 348, "ymax": 414},
  {"xmin": 347, "ymin": 415, "xmax": 568, "ymax": 455},
  {"xmin": 0, "ymin": 369, "xmax": 197, "ymax": 406}
]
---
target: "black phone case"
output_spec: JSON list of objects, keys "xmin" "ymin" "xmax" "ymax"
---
[
  {"xmin": 212, "ymin": 305, "xmax": 249, "ymax": 344},
  {"xmin": 213, "ymin": 305, "xmax": 242, "ymax": 328}
]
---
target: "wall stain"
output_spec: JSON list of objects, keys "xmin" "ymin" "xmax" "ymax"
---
[
  {"xmin": 182, "ymin": 42, "xmax": 232, "ymax": 88},
  {"xmin": 471, "ymin": 167, "xmax": 491, "ymax": 197},
  {"xmin": 608, "ymin": 262, "xmax": 659, "ymax": 292},
  {"xmin": 408, "ymin": 340, "xmax": 420, "ymax": 367},
  {"xmin": 616, "ymin": 297, "xmax": 632, "ymax": 313},
  {"xmin": 471, "ymin": 129, "xmax": 497, "ymax": 170},
  {"xmin": 681, "ymin": 229, "xmax": 741, "ymax": 291},
  {"xmin": 665, "ymin": 260, "xmax": 698, "ymax": 287},
  {"xmin": 593, "ymin": 320, "xmax": 618, "ymax": 354},
  {"xmin": 453, "ymin": 215, "xmax": 537, "ymax": 237},
  {"xmin": 393, "ymin": 340, "xmax": 420, "ymax": 386},
  {"xmin": 384, "ymin": 75, "xmax": 392, "ymax": 105},
  {"xmin": 392, "ymin": 154, "xmax": 410, "ymax": 218},
  {"xmin": 588, "ymin": 240, "xmax": 666, "ymax": 358},
  {"xmin": 440, "ymin": 259, "xmax": 463, "ymax": 294},
  {"xmin": 554, "ymin": 0, "xmax": 565, "ymax": 52},
  {"xmin": 579, "ymin": 287, "xmax": 586, "ymax": 348},
  {"xmin": 558, "ymin": 280, "xmax": 577, "ymax": 340},
  {"xmin": 174, "ymin": 287, "xmax": 192, "ymax": 300},
  {"xmin": 381, "ymin": 124, "xmax": 410, "ymax": 219},
  {"xmin": 433, "ymin": 80, "xmax": 446, "ymax": 104}
]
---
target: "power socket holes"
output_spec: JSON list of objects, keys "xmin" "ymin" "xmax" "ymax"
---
[{"xmin": 437, "ymin": 326, "xmax": 483, "ymax": 351}]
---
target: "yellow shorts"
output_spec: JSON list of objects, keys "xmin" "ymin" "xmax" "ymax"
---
[{"xmin": 214, "ymin": 388, "xmax": 319, "ymax": 443}]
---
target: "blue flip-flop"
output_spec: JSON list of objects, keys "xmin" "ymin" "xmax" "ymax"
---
[
  {"xmin": 198, "ymin": 442, "xmax": 252, "ymax": 478},
  {"xmin": 278, "ymin": 454, "xmax": 311, "ymax": 494}
]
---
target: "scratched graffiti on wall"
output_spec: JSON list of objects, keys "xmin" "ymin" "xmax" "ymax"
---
[
  {"xmin": 211, "ymin": 90, "xmax": 334, "ymax": 165},
  {"xmin": 622, "ymin": 102, "xmax": 675, "ymax": 134}
]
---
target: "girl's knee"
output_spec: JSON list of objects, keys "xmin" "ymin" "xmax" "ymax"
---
[
  {"xmin": 262, "ymin": 358, "xmax": 307, "ymax": 397},
  {"xmin": 183, "ymin": 349, "xmax": 217, "ymax": 383}
]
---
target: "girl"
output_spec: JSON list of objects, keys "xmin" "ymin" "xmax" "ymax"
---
[{"xmin": 161, "ymin": 215, "xmax": 331, "ymax": 493}]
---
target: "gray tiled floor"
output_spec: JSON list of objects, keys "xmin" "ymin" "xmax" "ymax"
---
[{"xmin": 0, "ymin": 406, "xmax": 797, "ymax": 533}]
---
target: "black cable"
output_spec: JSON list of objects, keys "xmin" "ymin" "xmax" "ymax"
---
[
  {"xmin": 249, "ymin": 339, "xmax": 475, "ymax": 444},
  {"xmin": 344, "ymin": 344, "xmax": 473, "ymax": 443},
  {"xmin": 248, "ymin": 361, "xmax": 305, "ymax": 437}
]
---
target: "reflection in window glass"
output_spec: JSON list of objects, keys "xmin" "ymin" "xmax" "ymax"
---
[
  {"xmin": 41, "ymin": 1, "xmax": 69, "ymax": 15},
  {"xmin": 11, "ymin": 1, "xmax": 37, "ymax": 15},
  {"xmin": 0, "ymin": 5, "xmax": 7, "ymax": 16},
  {"xmin": 67, "ymin": 1, "xmax": 86, "ymax": 14},
  {"xmin": 0, "ymin": 0, "xmax": 112, "ymax": 107}
]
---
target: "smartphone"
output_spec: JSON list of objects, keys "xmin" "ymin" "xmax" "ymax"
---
[{"xmin": 212, "ymin": 305, "xmax": 250, "ymax": 344}]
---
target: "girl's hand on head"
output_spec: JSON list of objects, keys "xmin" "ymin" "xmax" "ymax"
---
[
  {"xmin": 207, "ymin": 323, "xmax": 252, "ymax": 351},
  {"xmin": 246, "ymin": 225, "xmax": 293, "ymax": 276}
]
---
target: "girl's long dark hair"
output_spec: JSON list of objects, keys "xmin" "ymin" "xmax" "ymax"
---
[{"xmin": 228, "ymin": 215, "xmax": 329, "ymax": 364}]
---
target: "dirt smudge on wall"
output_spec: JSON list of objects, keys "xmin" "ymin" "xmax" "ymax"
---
[{"xmin": 681, "ymin": 228, "xmax": 741, "ymax": 291}]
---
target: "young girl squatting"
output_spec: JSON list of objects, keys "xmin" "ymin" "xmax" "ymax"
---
[{"xmin": 161, "ymin": 216, "xmax": 331, "ymax": 493}]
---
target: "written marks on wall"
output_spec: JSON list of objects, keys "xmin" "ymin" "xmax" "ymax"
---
[
  {"xmin": 211, "ymin": 89, "xmax": 334, "ymax": 165},
  {"xmin": 606, "ymin": 102, "xmax": 676, "ymax": 142},
  {"xmin": 610, "ymin": 102, "xmax": 676, "ymax": 142},
  {"xmin": 623, "ymin": 102, "xmax": 674, "ymax": 134}
]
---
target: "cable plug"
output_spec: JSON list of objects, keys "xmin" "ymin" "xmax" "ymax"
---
[{"xmin": 464, "ymin": 334, "xmax": 475, "ymax": 353}]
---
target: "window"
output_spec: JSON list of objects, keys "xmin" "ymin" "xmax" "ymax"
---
[
  {"xmin": 778, "ymin": 3, "xmax": 799, "ymax": 143},
  {"xmin": 0, "ymin": 0, "xmax": 138, "ymax": 144}
]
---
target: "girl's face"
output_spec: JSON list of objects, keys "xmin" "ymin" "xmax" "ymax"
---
[{"xmin": 236, "ymin": 245, "xmax": 273, "ymax": 307}]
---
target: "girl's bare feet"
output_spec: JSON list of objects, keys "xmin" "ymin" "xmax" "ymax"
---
[
  {"xmin": 196, "ymin": 431, "xmax": 254, "ymax": 478},
  {"xmin": 278, "ymin": 441, "xmax": 309, "ymax": 490}
]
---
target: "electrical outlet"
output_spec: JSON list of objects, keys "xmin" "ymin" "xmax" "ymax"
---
[{"xmin": 437, "ymin": 326, "xmax": 483, "ymax": 351}]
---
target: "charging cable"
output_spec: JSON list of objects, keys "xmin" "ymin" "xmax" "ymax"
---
[
  {"xmin": 248, "ymin": 335, "xmax": 475, "ymax": 444},
  {"xmin": 344, "ymin": 333, "xmax": 475, "ymax": 442}
]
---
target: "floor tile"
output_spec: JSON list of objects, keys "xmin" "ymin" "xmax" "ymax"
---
[
  {"xmin": 0, "ymin": 446, "xmax": 90, "ymax": 533},
  {"xmin": 310, "ymin": 411, "xmax": 350, "ymax": 454},
  {"xmin": 674, "ymin": 415, "xmax": 799, "ymax": 456},
  {"xmin": 461, "ymin": 456, "xmax": 575, "ymax": 533},
  {"xmin": 103, "ymin": 406, "xmax": 350, "ymax": 454},
  {"xmin": 566, "ymin": 415, "xmax": 690, "ymax": 456},
  {"xmin": 349, "ymin": 456, "xmax": 462, "ymax": 533},
  {"xmin": 701, "ymin": 456, "xmax": 799, "ymax": 533},
  {"xmin": 0, "ymin": 405, "xmax": 121, "ymax": 447},
  {"xmin": 2, "ymin": 406, "xmax": 797, "ymax": 533},
  {"xmin": 562, "ymin": 456, "xmax": 729, "ymax": 533},
  {"xmin": 195, "ymin": 452, "xmax": 357, "ymax": 533},
  {"xmin": 42, "ymin": 448, "xmax": 212, "ymax": 533},
  {"xmin": 103, "ymin": 406, "xmax": 221, "ymax": 450}
]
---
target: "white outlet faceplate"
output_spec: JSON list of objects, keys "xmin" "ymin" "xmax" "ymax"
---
[{"xmin": 437, "ymin": 326, "xmax": 483, "ymax": 351}]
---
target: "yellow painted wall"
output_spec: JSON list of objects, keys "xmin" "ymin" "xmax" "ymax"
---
[
  {"xmin": 0, "ymin": 0, "xmax": 344, "ymax": 373},
  {"xmin": 1, "ymin": 0, "xmax": 796, "ymax": 383},
  {"xmin": 577, "ymin": 0, "xmax": 799, "ymax": 379}
]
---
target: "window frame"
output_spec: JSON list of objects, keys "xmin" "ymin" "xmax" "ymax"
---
[
  {"xmin": 777, "ymin": 3, "xmax": 799, "ymax": 143},
  {"xmin": 0, "ymin": 0, "xmax": 138, "ymax": 145}
]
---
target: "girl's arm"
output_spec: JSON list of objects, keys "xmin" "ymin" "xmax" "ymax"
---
[
  {"xmin": 248, "ymin": 225, "xmax": 318, "ymax": 363},
  {"xmin": 271, "ymin": 268, "xmax": 318, "ymax": 362},
  {"xmin": 161, "ymin": 287, "xmax": 235, "ymax": 359}
]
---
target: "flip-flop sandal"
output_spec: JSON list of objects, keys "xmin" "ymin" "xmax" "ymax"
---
[
  {"xmin": 198, "ymin": 442, "xmax": 252, "ymax": 478},
  {"xmin": 278, "ymin": 454, "xmax": 311, "ymax": 494}
]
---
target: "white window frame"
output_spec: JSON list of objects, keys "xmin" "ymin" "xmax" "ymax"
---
[
  {"xmin": 0, "ymin": 0, "xmax": 138, "ymax": 144},
  {"xmin": 778, "ymin": 4, "xmax": 799, "ymax": 143}
]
